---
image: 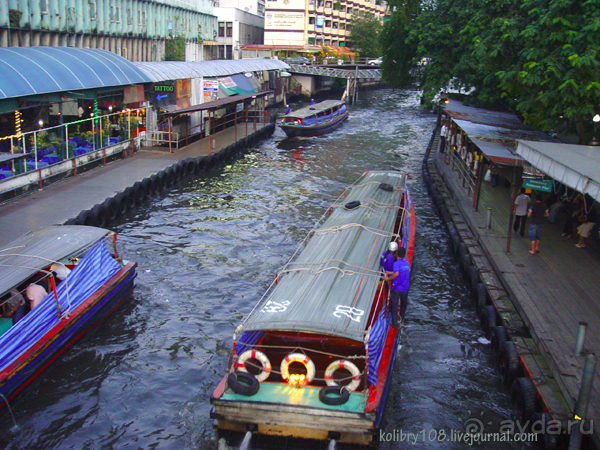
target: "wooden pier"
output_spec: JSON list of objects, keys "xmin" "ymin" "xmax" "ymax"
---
[{"xmin": 427, "ymin": 129, "xmax": 599, "ymax": 448}]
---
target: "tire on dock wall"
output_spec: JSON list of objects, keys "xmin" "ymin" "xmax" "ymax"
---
[
  {"xmin": 479, "ymin": 305, "xmax": 497, "ymax": 339},
  {"xmin": 498, "ymin": 340, "xmax": 520, "ymax": 386},
  {"xmin": 114, "ymin": 191, "xmax": 130, "ymax": 216},
  {"xmin": 474, "ymin": 283, "xmax": 487, "ymax": 313},
  {"xmin": 104, "ymin": 197, "xmax": 121, "ymax": 222},
  {"xmin": 194, "ymin": 156, "xmax": 206, "ymax": 174},
  {"xmin": 510, "ymin": 377, "xmax": 536, "ymax": 422},
  {"xmin": 490, "ymin": 326, "xmax": 508, "ymax": 356}
]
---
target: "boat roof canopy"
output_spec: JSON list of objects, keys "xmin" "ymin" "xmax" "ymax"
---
[
  {"xmin": 238, "ymin": 171, "xmax": 406, "ymax": 342},
  {"xmin": 0, "ymin": 225, "xmax": 111, "ymax": 295},
  {"xmin": 287, "ymin": 100, "xmax": 345, "ymax": 119}
]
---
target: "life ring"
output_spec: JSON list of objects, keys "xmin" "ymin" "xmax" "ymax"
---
[
  {"xmin": 236, "ymin": 350, "xmax": 272, "ymax": 382},
  {"xmin": 344, "ymin": 200, "xmax": 361, "ymax": 210},
  {"xmin": 227, "ymin": 371, "xmax": 260, "ymax": 396},
  {"xmin": 280, "ymin": 353, "xmax": 315, "ymax": 385},
  {"xmin": 324, "ymin": 359, "xmax": 361, "ymax": 392},
  {"xmin": 319, "ymin": 385, "xmax": 350, "ymax": 405}
]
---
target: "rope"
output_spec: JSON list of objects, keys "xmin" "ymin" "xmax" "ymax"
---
[
  {"xmin": 314, "ymin": 222, "xmax": 401, "ymax": 239},
  {"xmin": 278, "ymin": 258, "xmax": 383, "ymax": 279}
]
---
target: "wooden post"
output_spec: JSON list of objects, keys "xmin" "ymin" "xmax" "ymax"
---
[
  {"xmin": 168, "ymin": 117, "xmax": 173, "ymax": 153},
  {"xmin": 473, "ymin": 161, "xmax": 486, "ymax": 212},
  {"xmin": 208, "ymin": 112, "xmax": 212, "ymax": 155},
  {"xmin": 234, "ymin": 107, "xmax": 238, "ymax": 141},
  {"xmin": 254, "ymin": 98, "xmax": 257, "ymax": 132},
  {"xmin": 245, "ymin": 105, "xmax": 248, "ymax": 137}
]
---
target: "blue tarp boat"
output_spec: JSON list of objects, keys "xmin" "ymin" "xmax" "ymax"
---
[
  {"xmin": 0, "ymin": 225, "xmax": 137, "ymax": 406},
  {"xmin": 211, "ymin": 171, "xmax": 415, "ymax": 446}
]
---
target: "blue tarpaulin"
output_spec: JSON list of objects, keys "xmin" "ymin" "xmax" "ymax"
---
[
  {"xmin": 367, "ymin": 309, "xmax": 389, "ymax": 386},
  {"xmin": 0, "ymin": 242, "xmax": 121, "ymax": 373}
]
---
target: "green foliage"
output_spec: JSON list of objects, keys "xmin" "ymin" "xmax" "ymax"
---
[
  {"xmin": 165, "ymin": 36, "xmax": 185, "ymax": 61},
  {"xmin": 383, "ymin": 0, "xmax": 600, "ymax": 141},
  {"xmin": 347, "ymin": 12, "xmax": 383, "ymax": 57},
  {"xmin": 9, "ymin": 9, "xmax": 22, "ymax": 28}
]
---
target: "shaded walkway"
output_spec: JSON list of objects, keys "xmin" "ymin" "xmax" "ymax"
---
[{"xmin": 432, "ymin": 138, "xmax": 600, "ymax": 446}]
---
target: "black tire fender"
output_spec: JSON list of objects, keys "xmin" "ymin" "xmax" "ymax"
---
[
  {"xmin": 114, "ymin": 192, "xmax": 129, "ymax": 215},
  {"xmin": 480, "ymin": 305, "xmax": 497, "ymax": 339},
  {"xmin": 319, "ymin": 385, "xmax": 350, "ymax": 406},
  {"xmin": 227, "ymin": 371, "xmax": 260, "ymax": 396},
  {"xmin": 379, "ymin": 183, "xmax": 394, "ymax": 192},
  {"xmin": 105, "ymin": 197, "xmax": 120, "ymax": 221},
  {"xmin": 194, "ymin": 156, "xmax": 205, "ymax": 174},
  {"xmin": 498, "ymin": 340, "xmax": 520, "ymax": 386},
  {"xmin": 90, "ymin": 204, "xmax": 107, "ymax": 228},
  {"xmin": 474, "ymin": 283, "xmax": 487, "ymax": 313},
  {"xmin": 491, "ymin": 326, "xmax": 508, "ymax": 355},
  {"xmin": 511, "ymin": 377, "xmax": 536, "ymax": 422}
]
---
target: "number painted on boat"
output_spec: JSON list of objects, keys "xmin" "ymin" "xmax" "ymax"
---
[
  {"xmin": 260, "ymin": 300, "xmax": 290, "ymax": 313},
  {"xmin": 333, "ymin": 305, "xmax": 364, "ymax": 322}
]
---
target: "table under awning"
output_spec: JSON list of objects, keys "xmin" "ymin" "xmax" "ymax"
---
[{"xmin": 516, "ymin": 140, "xmax": 600, "ymax": 203}]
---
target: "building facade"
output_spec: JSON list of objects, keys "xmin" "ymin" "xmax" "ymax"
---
[
  {"xmin": 214, "ymin": 6, "xmax": 264, "ymax": 59},
  {"xmin": 263, "ymin": 0, "xmax": 386, "ymax": 48},
  {"xmin": 0, "ymin": 0, "xmax": 219, "ymax": 61}
]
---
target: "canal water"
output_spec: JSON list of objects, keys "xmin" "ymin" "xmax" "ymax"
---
[{"xmin": 1, "ymin": 89, "xmax": 530, "ymax": 450}]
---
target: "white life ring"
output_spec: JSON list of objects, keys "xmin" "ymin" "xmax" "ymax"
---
[
  {"xmin": 236, "ymin": 350, "xmax": 271, "ymax": 382},
  {"xmin": 324, "ymin": 359, "xmax": 361, "ymax": 392},
  {"xmin": 466, "ymin": 151, "xmax": 474, "ymax": 166},
  {"xmin": 280, "ymin": 353, "xmax": 316, "ymax": 386}
]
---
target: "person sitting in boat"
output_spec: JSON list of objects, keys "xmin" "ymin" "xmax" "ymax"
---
[
  {"xmin": 50, "ymin": 263, "xmax": 71, "ymax": 282},
  {"xmin": 382, "ymin": 246, "xmax": 410, "ymax": 328},
  {"xmin": 25, "ymin": 283, "xmax": 47, "ymax": 310},
  {"xmin": 285, "ymin": 105, "xmax": 291, "ymax": 115},
  {"xmin": 309, "ymin": 99, "xmax": 315, "ymax": 105},
  {"xmin": 3, "ymin": 289, "xmax": 25, "ymax": 325}
]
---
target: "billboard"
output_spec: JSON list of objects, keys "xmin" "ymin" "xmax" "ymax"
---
[
  {"xmin": 265, "ymin": 11, "xmax": 305, "ymax": 30},
  {"xmin": 316, "ymin": 15, "xmax": 324, "ymax": 28}
]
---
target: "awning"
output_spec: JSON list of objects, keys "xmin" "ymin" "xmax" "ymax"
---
[
  {"xmin": 516, "ymin": 140, "xmax": 600, "ymax": 203},
  {"xmin": 162, "ymin": 91, "xmax": 271, "ymax": 117},
  {"xmin": 218, "ymin": 74, "xmax": 256, "ymax": 96},
  {"xmin": 454, "ymin": 119, "xmax": 524, "ymax": 166}
]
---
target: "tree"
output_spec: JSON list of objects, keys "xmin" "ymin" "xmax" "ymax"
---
[{"xmin": 348, "ymin": 12, "xmax": 383, "ymax": 57}]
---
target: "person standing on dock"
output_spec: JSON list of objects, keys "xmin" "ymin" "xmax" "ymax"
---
[
  {"xmin": 382, "ymin": 246, "xmax": 410, "ymax": 327},
  {"xmin": 440, "ymin": 121, "xmax": 448, "ymax": 153},
  {"xmin": 527, "ymin": 194, "xmax": 549, "ymax": 255},
  {"xmin": 513, "ymin": 188, "xmax": 530, "ymax": 237}
]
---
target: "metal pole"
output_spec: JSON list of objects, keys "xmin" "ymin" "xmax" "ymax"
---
[
  {"xmin": 234, "ymin": 107, "xmax": 237, "ymax": 141},
  {"xmin": 245, "ymin": 106, "xmax": 248, "ymax": 137},
  {"xmin": 568, "ymin": 353, "xmax": 597, "ymax": 450},
  {"xmin": 506, "ymin": 166, "xmax": 518, "ymax": 253},
  {"xmin": 575, "ymin": 322, "xmax": 588, "ymax": 356},
  {"xmin": 486, "ymin": 208, "xmax": 492, "ymax": 228},
  {"xmin": 208, "ymin": 113, "xmax": 211, "ymax": 154},
  {"xmin": 168, "ymin": 117, "xmax": 172, "ymax": 153}
]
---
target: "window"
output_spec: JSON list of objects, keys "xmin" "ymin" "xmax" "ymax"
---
[
  {"xmin": 325, "ymin": 1, "xmax": 332, "ymax": 7},
  {"xmin": 308, "ymin": 37, "xmax": 315, "ymax": 44},
  {"xmin": 218, "ymin": 22, "xmax": 225, "ymax": 37},
  {"xmin": 110, "ymin": 5, "xmax": 121, "ymax": 23},
  {"xmin": 138, "ymin": 9, "xmax": 147, "ymax": 26},
  {"xmin": 332, "ymin": 22, "xmax": 338, "ymax": 28},
  {"xmin": 324, "ymin": 39, "xmax": 330, "ymax": 45},
  {"xmin": 40, "ymin": 0, "xmax": 49, "ymax": 13},
  {"xmin": 89, "ymin": 0, "xmax": 96, "ymax": 20},
  {"xmin": 127, "ymin": 8, "xmax": 132, "ymax": 25},
  {"xmin": 226, "ymin": 22, "xmax": 232, "ymax": 37},
  {"xmin": 325, "ymin": 20, "xmax": 331, "ymax": 27},
  {"xmin": 309, "ymin": 16, "xmax": 315, "ymax": 24}
]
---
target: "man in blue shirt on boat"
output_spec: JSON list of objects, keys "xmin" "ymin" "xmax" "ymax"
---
[
  {"xmin": 382, "ymin": 246, "xmax": 410, "ymax": 328},
  {"xmin": 310, "ymin": 99, "xmax": 315, "ymax": 105}
]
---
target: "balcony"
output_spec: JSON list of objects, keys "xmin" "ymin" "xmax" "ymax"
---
[
  {"xmin": 332, "ymin": 9, "xmax": 339, "ymax": 17},
  {"xmin": 324, "ymin": 26, "xmax": 332, "ymax": 34}
]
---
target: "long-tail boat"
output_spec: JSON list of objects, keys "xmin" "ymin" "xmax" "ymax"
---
[
  {"xmin": 0, "ymin": 225, "xmax": 137, "ymax": 406},
  {"xmin": 211, "ymin": 170, "xmax": 415, "ymax": 446}
]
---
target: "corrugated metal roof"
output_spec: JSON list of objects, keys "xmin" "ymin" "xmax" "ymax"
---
[
  {"xmin": 516, "ymin": 140, "xmax": 600, "ymax": 203},
  {"xmin": 286, "ymin": 100, "xmax": 345, "ymax": 119},
  {"xmin": 0, "ymin": 47, "xmax": 151, "ymax": 100},
  {"xmin": 133, "ymin": 59, "xmax": 290, "ymax": 82},
  {"xmin": 445, "ymin": 99, "xmax": 553, "ymax": 166}
]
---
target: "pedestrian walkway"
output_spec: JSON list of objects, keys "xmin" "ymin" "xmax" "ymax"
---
[
  {"xmin": 432, "ymin": 139, "xmax": 600, "ymax": 446},
  {"xmin": 0, "ymin": 122, "xmax": 270, "ymax": 248}
]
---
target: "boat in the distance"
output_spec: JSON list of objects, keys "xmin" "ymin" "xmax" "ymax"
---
[
  {"xmin": 0, "ymin": 225, "xmax": 137, "ymax": 407},
  {"xmin": 211, "ymin": 170, "xmax": 415, "ymax": 447},
  {"xmin": 280, "ymin": 99, "xmax": 349, "ymax": 138}
]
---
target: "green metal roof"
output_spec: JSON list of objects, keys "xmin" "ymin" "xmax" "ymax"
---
[{"xmin": 238, "ymin": 171, "xmax": 407, "ymax": 342}]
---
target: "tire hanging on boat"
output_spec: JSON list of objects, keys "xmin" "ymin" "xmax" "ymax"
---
[
  {"xmin": 344, "ymin": 200, "xmax": 361, "ymax": 210},
  {"xmin": 227, "ymin": 371, "xmax": 260, "ymax": 396},
  {"xmin": 319, "ymin": 385, "xmax": 350, "ymax": 406},
  {"xmin": 280, "ymin": 353, "xmax": 315, "ymax": 385},
  {"xmin": 324, "ymin": 359, "xmax": 361, "ymax": 392},
  {"xmin": 236, "ymin": 350, "xmax": 272, "ymax": 382}
]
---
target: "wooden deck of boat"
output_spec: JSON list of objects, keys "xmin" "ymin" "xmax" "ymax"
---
[{"xmin": 430, "ymin": 132, "xmax": 600, "ymax": 446}]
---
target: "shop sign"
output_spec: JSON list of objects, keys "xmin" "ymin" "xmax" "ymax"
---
[{"xmin": 523, "ymin": 178, "xmax": 552, "ymax": 192}]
